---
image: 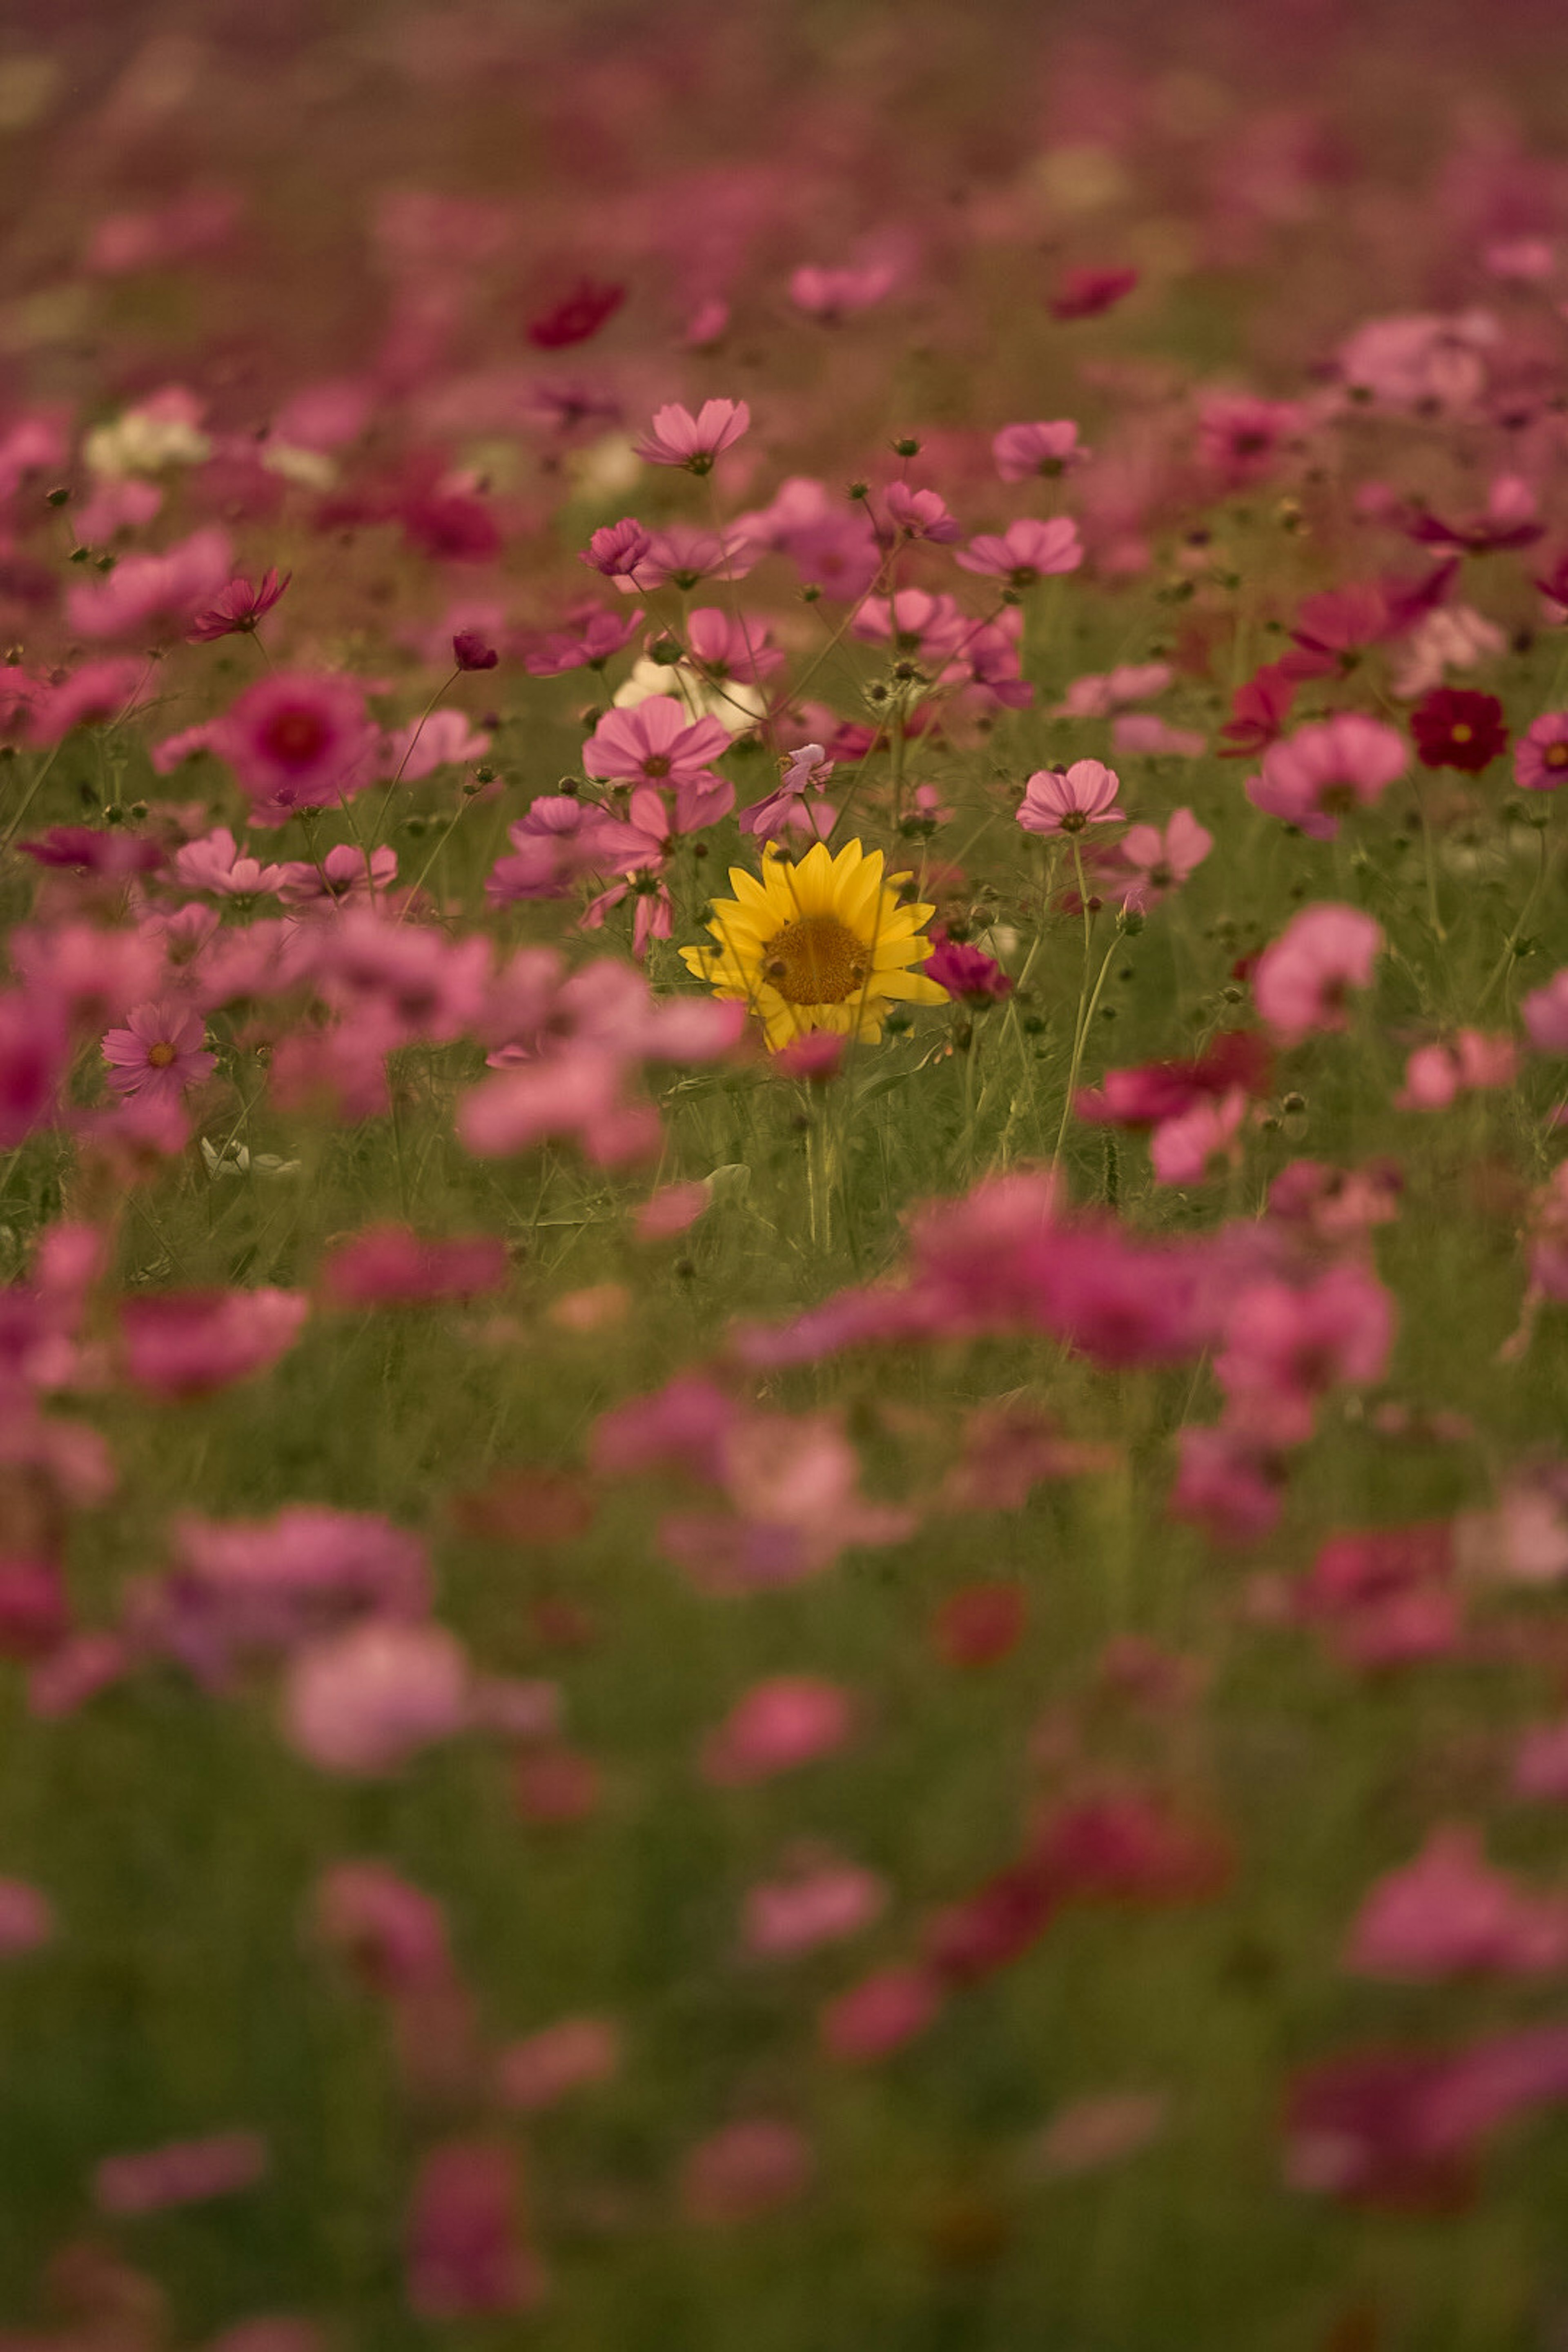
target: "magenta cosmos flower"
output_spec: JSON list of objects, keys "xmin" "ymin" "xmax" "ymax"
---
[
  {"xmin": 1246, "ymin": 715, "xmax": 1408, "ymax": 840},
  {"xmin": 211, "ymin": 671, "xmax": 377, "ymax": 824},
  {"xmin": 1017, "ymin": 759, "xmax": 1122, "ymax": 837},
  {"xmin": 1252, "ymin": 904, "xmax": 1383, "ymax": 1044},
  {"xmin": 103, "ymin": 1002, "xmax": 216, "ymax": 1104},
  {"xmin": 1515, "ymin": 711, "xmax": 1568, "ymax": 791},
  {"xmin": 956, "ymin": 516, "xmax": 1082, "ymax": 587},
  {"xmin": 186, "ymin": 566, "xmax": 290, "ymax": 642},
  {"xmin": 632, "ymin": 398, "xmax": 749, "ymax": 474}
]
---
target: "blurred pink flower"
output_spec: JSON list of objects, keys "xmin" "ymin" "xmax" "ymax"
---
[
  {"xmin": 702, "ymin": 1676, "xmax": 853, "ymax": 1784},
  {"xmin": 210, "ymin": 671, "xmax": 377, "ymax": 825},
  {"xmin": 884, "ymin": 482, "xmax": 959, "ymax": 541},
  {"xmin": 1252, "ymin": 903, "xmax": 1383, "ymax": 1042},
  {"xmin": 320, "ymin": 1226, "xmax": 508, "ymax": 1307},
  {"xmin": 186, "ymin": 567, "xmax": 290, "ymax": 641},
  {"xmin": 742, "ymin": 1858, "xmax": 886, "ymax": 1958},
  {"xmin": 94, "ymin": 2131, "xmax": 267, "ymax": 2216},
  {"xmin": 65, "ymin": 526, "xmax": 233, "ymax": 639},
  {"xmin": 956, "ymin": 515, "xmax": 1082, "ymax": 584},
  {"xmin": 1346, "ymin": 1826, "xmax": 1568, "ymax": 1980},
  {"xmin": 406, "ymin": 2140, "xmax": 545, "ymax": 2316},
  {"xmin": 496, "ymin": 2017, "xmax": 621, "ymax": 2111},
  {"xmin": 172, "ymin": 826, "xmax": 287, "ymax": 899},
  {"xmin": 285, "ymin": 1620, "xmax": 469, "ymax": 1775},
  {"xmin": 1246, "ymin": 715, "xmax": 1407, "ymax": 840},
  {"xmin": 820, "ymin": 1966, "xmax": 943, "ymax": 2062},
  {"xmin": 121, "ymin": 1287, "xmax": 307, "ymax": 1399},
  {"xmin": 993, "ymin": 419, "xmax": 1086, "ymax": 481},
  {"xmin": 682, "ymin": 2120, "xmax": 813, "ymax": 2223},
  {"xmin": 0, "ymin": 1878, "xmax": 54, "ymax": 1956}
]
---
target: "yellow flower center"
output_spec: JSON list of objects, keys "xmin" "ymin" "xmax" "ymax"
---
[
  {"xmin": 1451, "ymin": 722, "xmax": 1472, "ymax": 742},
  {"xmin": 147, "ymin": 1041, "xmax": 178, "ymax": 1068},
  {"xmin": 760, "ymin": 914, "xmax": 870, "ymax": 1004}
]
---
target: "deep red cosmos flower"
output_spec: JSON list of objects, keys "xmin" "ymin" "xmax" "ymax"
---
[{"xmin": 1410, "ymin": 687, "xmax": 1508, "ymax": 773}]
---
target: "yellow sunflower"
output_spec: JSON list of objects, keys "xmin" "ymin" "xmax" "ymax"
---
[{"xmin": 679, "ymin": 836, "xmax": 949, "ymax": 1053}]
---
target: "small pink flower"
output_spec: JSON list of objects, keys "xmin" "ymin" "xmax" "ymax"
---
[
  {"xmin": 1110, "ymin": 713, "xmax": 1206, "ymax": 757},
  {"xmin": 1196, "ymin": 392, "xmax": 1306, "ymax": 487},
  {"xmin": 883, "ymin": 482, "xmax": 959, "ymax": 541},
  {"xmin": 65, "ymin": 525, "xmax": 233, "ymax": 639},
  {"xmin": 496, "ymin": 2017, "xmax": 620, "ymax": 2111},
  {"xmin": 186, "ymin": 566, "xmax": 290, "ymax": 642},
  {"xmin": 1515, "ymin": 710, "xmax": 1568, "ymax": 791},
  {"xmin": 634, "ymin": 1181, "xmax": 710, "ymax": 1242},
  {"xmin": 1030, "ymin": 2091, "xmax": 1168, "ymax": 2178},
  {"xmin": 284, "ymin": 1620, "xmax": 469, "ymax": 1775},
  {"xmin": 172, "ymin": 826, "xmax": 287, "ymax": 899},
  {"xmin": 28, "ymin": 656, "xmax": 147, "ymax": 746},
  {"xmin": 956, "ymin": 515, "xmax": 1082, "ymax": 585},
  {"xmin": 382, "ymin": 707, "xmax": 491, "ymax": 780},
  {"xmin": 1346, "ymin": 1826, "xmax": 1568, "ymax": 1979},
  {"xmin": 682, "ymin": 2121, "xmax": 814, "ymax": 2225},
  {"xmin": 1524, "ymin": 969, "xmax": 1568, "ymax": 1053},
  {"xmin": 701, "ymin": 1676, "xmax": 853, "ymax": 1784},
  {"xmin": 102, "ymin": 1001, "xmax": 216, "ymax": 1103},
  {"xmin": 320, "ymin": 1226, "xmax": 509, "ymax": 1307},
  {"xmin": 743, "ymin": 1859, "xmax": 886, "ymax": 1958},
  {"xmin": 407, "ymin": 2139, "xmax": 545, "ymax": 2317},
  {"xmin": 1252, "ymin": 904, "xmax": 1383, "ymax": 1043},
  {"xmin": 581, "ymin": 517, "xmax": 653, "ymax": 577},
  {"xmin": 1246, "ymin": 715, "xmax": 1408, "ymax": 840},
  {"xmin": 1116, "ymin": 808, "xmax": 1213, "ymax": 906},
  {"xmin": 632, "ymin": 397, "xmax": 749, "ymax": 473},
  {"xmin": 1149, "ymin": 1089, "xmax": 1248, "ymax": 1185},
  {"xmin": 1396, "ymin": 1029, "xmax": 1517, "ymax": 1111},
  {"xmin": 1017, "ymin": 758, "xmax": 1121, "ymax": 836},
  {"xmin": 789, "ymin": 261, "xmax": 896, "ymax": 319},
  {"xmin": 1049, "ymin": 265, "xmax": 1138, "ymax": 321},
  {"xmin": 0, "ymin": 1878, "xmax": 54, "ymax": 1956},
  {"xmin": 993, "ymin": 419, "xmax": 1086, "ymax": 481},
  {"xmin": 1057, "ymin": 664, "xmax": 1172, "ymax": 718},
  {"xmin": 0, "ymin": 993, "xmax": 68, "ymax": 1148},
  {"xmin": 820, "ymin": 1967, "xmax": 943, "ymax": 2062},
  {"xmin": 95, "ymin": 2131, "xmax": 267, "ymax": 2216}
]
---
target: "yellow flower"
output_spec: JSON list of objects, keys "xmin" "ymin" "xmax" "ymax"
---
[{"xmin": 679, "ymin": 837, "xmax": 949, "ymax": 1053}]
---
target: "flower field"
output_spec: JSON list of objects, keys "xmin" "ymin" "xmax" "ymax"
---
[{"xmin": 10, "ymin": 2, "xmax": 1568, "ymax": 2343}]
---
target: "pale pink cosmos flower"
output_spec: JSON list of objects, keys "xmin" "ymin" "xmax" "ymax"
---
[
  {"xmin": 635, "ymin": 1180, "xmax": 710, "ymax": 1242},
  {"xmin": 381, "ymin": 708, "xmax": 492, "ymax": 781},
  {"xmin": 742, "ymin": 1858, "xmax": 887, "ymax": 1958},
  {"xmin": 1215, "ymin": 1262, "xmax": 1394, "ymax": 1447},
  {"xmin": 789, "ymin": 261, "xmax": 896, "ymax": 318},
  {"xmin": 1524, "ymin": 969, "xmax": 1568, "ymax": 1053},
  {"xmin": 956, "ymin": 515, "xmax": 1082, "ymax": 585},
  {"xmin": 28, "ymin": 655, "xmax": 147, "ymax": 745},
  {"xmin": 1252, "ymin": 904, "xmax": 1383, "ymax": 1042},
  {"xmin": 9, "ymin": 921, "xmax": 165, "ymax": 1031},
  {"xmin": 1246, "ymin": 715, "xmax": 1408, "ymax": 840},
  {"xmin": 1345, "ymin": 1826, "xmax": 1568, "ymax": 1980},
  {"xmin": 1515, "ymin": 711, "xmax": 1568, "ymax": 792},
  {"xmin": 1196, "ymin": 392, "xmax": 1305, "ymax": 487},
  {"xmin": 1390, "ymin": 603, "xmax": 1507, "ymax": 700},
  {"xmin": 993, "ymin": 419, "xmax": 1086, "ymax": 481},
  {"xmin": 285, "ymin": 1620, "xmax": 470, "ymax": 1776},
  {"xmin": 1111, "ymin": 713, "xmax": 1206, "ymax": 757},
  {"xmin": 276, "ymin": 842, "xmax": 398, "ymax": 907},
  {"xmin": 1017, "ymin": 758, "xmax": 1122, "ymax": 836},
  {"xmin": 820, "ymin": 1966, "xmax": 942, "ymax": 2062},
  {"xmin": 617, "ymin": 521, "xmax": 760, "ymax": 593},
  {"xmin": 701, "ymin": 1676, "xmax": 853, "ymax": 1784},
  {"xmin": 1150, "ymin": 1089, "xmax": 1249, "ymax": 1185},
  {"xmin": 632, "ymin": 398, "xmax": 749, "ymax": 473},
  {"xmin": 739, "ymin": 742, "xmax": 835, "ymax": 841},
  {"xmin": 65, "ymin": 524, "xmax": 233, "ymax": 639},
  {"xmin": 1396, "ymin": 1029, "xmax": 1517, "ymax": 1111},
  {"xmin": 1029, "ymin": 2091, "xmax": 1169, "ymax": 2178},
  {"xmin": 1116, "ymin": 808, "xmax": 1213, "ymax": 908},
  {"xmin": 173, "ymin": 826, "xmax": 287, "ymax": 899},
  {"xmin": 102, "ymin": 1002, "xmax": 216, "ymax": 1103},
  {"xmin": 1055, "ymin": 662, "xmax": 1172, "ymax": 719}
]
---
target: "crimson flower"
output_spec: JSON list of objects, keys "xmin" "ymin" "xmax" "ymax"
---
[
  {"xmin": 1410, "ymin": 687, "xmax": 1508, "ymax": 774},
  {"xmin": 526, "ymin": 278, "xmax": 625, "ymax": 350}
]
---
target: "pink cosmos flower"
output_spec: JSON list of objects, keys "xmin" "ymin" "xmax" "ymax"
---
[
  {"xmin": 583, "ymin": 698, "xmax": 733, "ymax": 818},
  {"xmin": 632, "ymin": 398, "xmax": 749, "ymax": 473},
  {"xmin": 1396, "ymin": 1029, "xmax": 1517, "ymax": 1111},
  {"xmin": 285, "ymin": 1619, "xmax": 469, "ymax": 1775},
  {"xmin": 524, "ymin": 605, "xmax": 643, "ymax": 674},
  {"xmin": 172, "ymin": 826, "xmax": 287, "ymax": 898},
  {"xmin": 121, "ymin": 1287, "xmax": 308, "ymax": 1399},
  {"xmin": 1246, "ymin": 715, "xmax": 1408, "ymax": 840},
  {"xmin": 1216, "ymin": 1263, "xmax": 1394, "ymax": 1447},
  {"xmin": 955, "ymin": 515, "xmax": 1083, "ymax": 585},
  {"xmin": 27, "ymin": 656, "xmax": 147, "ymax": 745},
  {"xmin": 102, "ymin": 1002, "xmax": 216, "ymax": 1103},
  {"xmin": 739, "ymin": 741, "xmax": 835, "ymax": 841},
  {"xmin": 320, "ymin": 1226, "xmax": 509, "ymax": 1308},
  {"xmin": 1515, "ymin": 711, "xmax": 1568, "ymax": 791},
  {"xmin": 1116, "ymin": 808, "xmax": 1214, "ymax": 907},
  {"xmin": 186, "ymin": 566, "xmax": 290, "ymax": 641},
  {"xmin": 618, "ymin": 521, "xmax": 759, "ymax": 592},
  {"xmin": 883, "ymin": 482, "xmax": 960, "ymax": 541},
  {"xmin": 742, "ymin": 1858, "xmax": 887, "ymax": 1959},
  {"xmin": 581, "ymin": 517, "xmax": 653, "ymax": 577},
  {"xmin": 65, "ymin": 525, "xmax": 233, "ymax": 639},
  {"xmin": 1252, "ymin": 904, "xmax": 1383, "ymax": 1042},
  {"xmin": 1049, "ymin": 265, "xmax": 1137, "ymax": 321},
  {"xmin": 820, "ymin": 1966, "xmax": 943, "ymax": 2062},
  {"xmin": 923, "ymin": 932, "xmax": 1011, "ymax": 1006},
  {"xmin": 1031, "ymin": 2092, "xmax": 1168, "ymax": 2179},
  {"xmin": 685, "ymin": 605, "xmax": 784, "ymax": 683},
  {"xmin": 1524, "ymin": 969, "xmax": 1568, "ymax": 1054},
  {"xmin": 789, "ymin": 261, "xmax": 896, "ymax": 318},
  {"xmin": 1150, "ymin": 1089, "xmax": 1249, "ymax": 1185},
  {"xmin": 682, "ymin": 2120, "xmax": 814, "ymax": 2224},
  {"xmin": 993, "ymin": 419, "xmax": 1086, "ymax": 481},
  {"xmin": 276, "ymin": 842, "xmax": 398, "ymax": 907},
  {"xmin": 406, "ymin": 2140, "xmax": 544, "ymax": 2317},
  {"xmin": 9, "ymin": 922, "xmax": 165, "ymax": 1031},
  {"xmin": 1017, "ymin": 758, "xmax": 1122, "ymax": 836},
  {"xmin": 94, "ymin": 2132, "xmax": 267, "ymax": 2216},
  {"xmin": 1196, "ymin": 392, "xmax": 1305, "ymax": 487},
  {"xmin": 382, "ymin": 707, "xmax": 491, "ymax": 780},
  {"xmin": 1110, "ymin": 713, "xmax": 1205, "ymax": 757},
  {"xmin": 167, "ymin": 1506, "xmax": 429, "ymax": 1666},
  {"xmin": 701, "ymin": 1676, "xmax": 853, "ymax": 1784},
  {"xmin": 1056, "ymin": 662, "xmax": 1172, "ymax": 718},
  {"xmin": 496, "ymin": 2017, "xmax": 620, "ymax": 2111},
  {"xmin": 0, "ymin": 1878, "xmax": 54, "ymax": 1955},
  {"xmin": 210, "ymin": 671, "xmax": 377, "ymax": 825},
  {"xmin": 1345, "ymin": 1826, "xmax": 1568, "ymax": 1980}
]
